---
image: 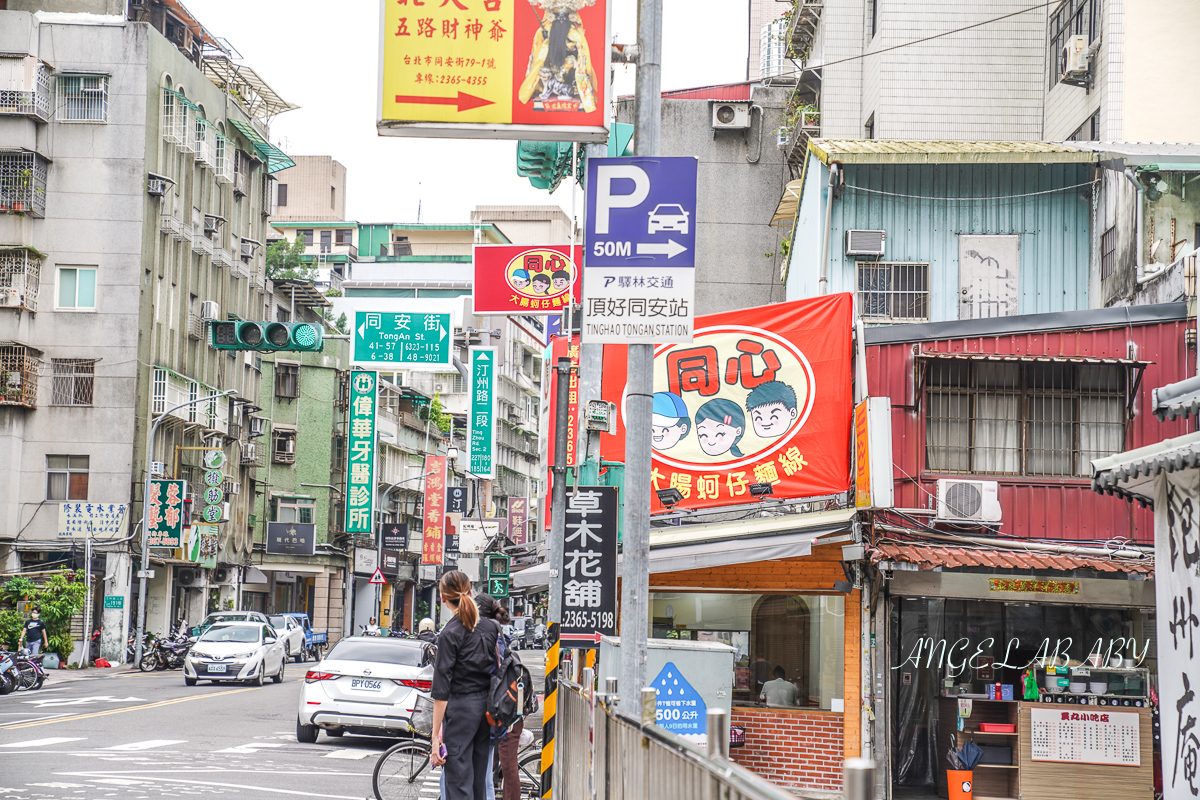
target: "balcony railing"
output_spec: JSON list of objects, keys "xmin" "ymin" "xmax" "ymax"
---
[
  {"xmin": 315, "ymin": 267, "xmax": 344, "ymax": 294},
  {"xmin": 159, "ymin": 213, "xmax": 182, "ymax": 237},
  {"xmin": 212, "ymin": 248, "xmax": 234, "ymax": 269},
  {"xmin": 192, "ymin": 230, "xmax": 214, "ymax": 257},
  {"xmin": 0, "ymin": 247, "xmax": 42, "ymax": 312},
  {"xmin": 150, "ymin": 367, "xmax": 229, "ymax": 434},
  {"xmin": 187, "ymin": 312, "xmax": 204, "ymax": 341},
  {"xmin": 0, "ymin": 150, "xmax": 49, "ymax": 218},
  {"xmin": 0, "ymin": 344, "xmax": 39, "ymax": 408},
  {"xmin": 231, "ymin": 258, "xmax": 250, "ymax": 280},
  {"xmin": 177, "ymin": 223, "xmax": 194, "ymax": 244},
  {"xmin": 0, "ymin": 57, "xmax": 52, "ymax": 122}
]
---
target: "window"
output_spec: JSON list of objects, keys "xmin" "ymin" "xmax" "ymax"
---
[
  {"xmin": 1048, "ymin": 0, "xmax": 1101, "ymax": 89},
  {"xmin": 1101, "ymin": 226, "xmax": 1117, "ymax": 279},
  {"xmin": 0, "ymin": 149, "xmax": 49, "ymax": 217},
  {"xmin": 56, "ymin": 266, "xmax": 96, "ymax": 309},
  {"xmin": 320, "ymin": 230, "xmax": 332, "ymax": 253},
  {"xmin": 331, "ymin": 186, "xmax": 336, "ymax": 208},
  {"xmin": 57, "ymin": 74, "xmax": 108, "ymax": 122},
  {"xmin": 335, "ymin": 228, "xmax": 352, "ymax": 246},
  {"xmin": 864, "ymin": 114, "xmax": 875, "ymax": 140},
  {"xmin": 650, "ymin": 592, "xmax": 845, "ymax": 710},
  {"xmin": 1068, "ymin": 109, "xmax": 1101, "ymax": 141},
  {"xmin": 857, "ymin": 262, "xmax": 929, "ymax": 322},
  {"xmin": 277, "ymin": 183, "xmax": 288, "ymax": 207},
  {"xmin": 276, "ymin": 305, "xmax": 291, "ymax": 323},
  {"xmin": 51, "ymin": 359, "xmax": 96, "ymax": 406},
  {"xmin": 272, "ymin": 495, "xmax": 314, "ymax": 523},
  {"xmin": 272, "ymin": 428, "xmax": 297, "ymax": 463},
  {"xmin": 332, "ymin": 432, "xmax": 346, "ymax": 475},
  {"xmin": 276, "ymin": 363, "xmax": 300, "ymax": 398},
  {"xmin": 47, "ymin": 455, "xmax": 89, "ymax": 501},
  {"xmin": 925, "ymin": 358, "xmax": 1126, "ymax": 477},
  {"xmin": 298, "ymin": 229, "xmax": 313, "ymax": 246}
]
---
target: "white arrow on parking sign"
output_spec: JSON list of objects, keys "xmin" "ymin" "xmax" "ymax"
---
[{"xmin": 636, "ymin": 240, "xmax": 688, "ymax": 258}]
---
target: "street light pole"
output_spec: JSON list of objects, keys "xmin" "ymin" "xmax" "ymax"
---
[{"xmin": 134, "ymin": 389, "xmax": 236, "ymax": 666}]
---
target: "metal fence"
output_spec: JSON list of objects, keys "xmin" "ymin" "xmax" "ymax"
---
[{"xmin": 555, "ymin": 676, "xmax": 812, "ymax": 800}]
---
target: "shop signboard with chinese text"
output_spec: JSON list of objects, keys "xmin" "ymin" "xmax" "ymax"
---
[
  {"xmin": 421, "ymin": 455, "xmax": 448, "ymax": 565},
  {"xmin": 459, "ymin": 518, "xmax": 501, "ymax": 554},
  {"xmin": 583, "ymin": 156, "xmax": 697, "ymax": 344},
  {"xmin": 854, "ymin": 397, "xmax": 893, "ymax": 509},
  {"xmin": 381, "ymin": 549, "xmax": 401, "ymax": 576},
  {"xmin": 354, "ymin": 547, "xmax": 378, "ymax": 576},
  {"xmin": 474, "ymin": 245, "xmax": 583, "ymax": 315},
  {"xmin": 345, "ymin": 371, "xmax": 378, "ymax": 534},
  {"xmin": 447, "ymin": 486, "xmax": 467, "ymax": 515},
  {"xmin": 146, "ymin": 480, "xmax": 187, "ymax": 547},
  {"xmin": 353, "ymin": 311, "xmax": 451, "ymax": 368},
  {"xmin": 1154, "ymin": 468, "xmax": 1200, "ymax": 797},
  {"xmin": 469, "ymin": 347, "xmax": 496, "ymax": 478},
  {"xmin": 266, "ymin": 522, "xmax": 317, "ymax": 556},
  {"xmin": 508, "ymin": 496, "xmax": 529, "ymax": 545},
  {"xmin": 58, "ymin": 503, "xmax": 128, "ymax": 538},
  {"xmin": 558, "ymin": 486, "xmax": 618, "ymax": 647},
  {"xmin": 601, "ymin": 294, "xmax": 853, "ymax": 513},
  {"xmin": 543, "ymin": 334, "xmax": 580, "ymax": 532},
  {"xmin": 380, "ymin": 522, "xmax": 408, "ymax": 551},
  {"xmin": 186, "ymin": 524, "xmax": 219, "ymax": 568},
  {"xmin": 1030, "ymin": 708, "xmax": 1140, "ymax": 766},
  {"xmin": 377, "ymin": 0, "xmax": 609, "ymax": 143}
]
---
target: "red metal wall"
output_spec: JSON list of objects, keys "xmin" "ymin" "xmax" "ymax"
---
[{"xmin": 866, "ymin": 320, "xmax": 1196, "ymax": 544}]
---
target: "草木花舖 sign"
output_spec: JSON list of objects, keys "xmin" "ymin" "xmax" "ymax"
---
[{"xmin": 377, "ymin": 0, "xmax": 609, "ymax": 143}]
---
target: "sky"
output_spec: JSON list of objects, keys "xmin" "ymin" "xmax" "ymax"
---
[{"xmin": 185, "ymin": 0, "xmax": 750, "ymax": 225}]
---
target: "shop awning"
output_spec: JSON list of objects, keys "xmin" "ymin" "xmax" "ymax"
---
[
  {"xmin": 1091, "ymin": 430, "xmax": 1200, "ymax": 508},
  {"xmin": 513, "ymin": 508, "xmax": 854, "ymax": 589},
  {"xmin": 243, "ymin": 567, "xmax": 268, "ymax": 584},
  {"xmin": 228, "ymin": 119, "xmax": 295, "ymax": 174},
  {"xmin": 1153, "ymin": 375, "xmax": 1200, "ymax": 421},
  {"xmin": 870, "ymin": 543, "xmax": 1154, "ymax": 575},
  {"xmin": 770, "ymin": 179, "xmax": 804, "ymax": 229},
  {"xmin": 255, "ymin": 561, "xmax": 327, "ymax": 574}
]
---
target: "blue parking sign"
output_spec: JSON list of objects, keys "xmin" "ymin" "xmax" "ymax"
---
[{"xmin": 585, "ymin": 157, "xmax": 698, "ymax": 268}]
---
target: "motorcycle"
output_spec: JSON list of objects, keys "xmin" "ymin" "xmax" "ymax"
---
[
  {"xmin": 140, "ymin": 634, "xmax": 191, "ymax": 671},
  {"xmin": 0, "ymin": 651, "xmax": 17, "ymax": 695}
]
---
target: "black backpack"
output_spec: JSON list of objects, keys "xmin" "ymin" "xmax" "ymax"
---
[{"xmin": 486, "ymin": 622, "xmax": 538, "ymax": 731}]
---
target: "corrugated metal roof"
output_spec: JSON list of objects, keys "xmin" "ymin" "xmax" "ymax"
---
[
  {"xmin": 1061, "ymin": 141, "xmax": 1200, "ymax": 168},
  {"xmin": 1091, "ymin": 431, "xmax": 1200, "ymax": 508},
  {"xmin": 1154, "ymin": 375, "xmax": 1200, "ymax": 421},
  {"xmin": 870, "ymin": 543, "xmax": 1154, "ymax": 575},
  {"xmin": 917, "ymin": 351, "xmax": 1147, "ymax": 367},
  {"xmin": 808, "ymin": 140, "xmax": 1096, "ymax": 164}
]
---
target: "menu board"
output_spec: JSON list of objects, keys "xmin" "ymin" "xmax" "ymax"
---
[{"xmin": 1030, "ymin": 708, "xmax": 1140, "ymax": 766}]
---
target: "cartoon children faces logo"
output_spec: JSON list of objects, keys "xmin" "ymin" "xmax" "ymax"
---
[
  {"xmin": 650, "ymin": 326, "xmax": 816, "ymax": 470},
  {"xmin": 506, "ymin": 248, "xmax": 576, "ymax": 309}
]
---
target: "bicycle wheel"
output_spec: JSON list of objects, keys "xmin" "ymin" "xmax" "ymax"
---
[
  {"xmin": 16, "ymin": 662, "xmax": 38, "ymax": 690},
  {"xmin": 373, "ymin": 741, "xmax": 435, "ymax": 800},
  {"xmin": 518, "ymin": 751, "xmax": 543, "ymax": 800}
]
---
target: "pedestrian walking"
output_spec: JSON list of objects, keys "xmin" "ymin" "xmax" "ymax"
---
[
  {"xmin": 430, "ymin": 570, "xmax": 500, "ymax": 800},
  {"xmin": 19, "ymin": 607, "xmax": 48, "ymax": 656},
  {"xmin": 483, "ymin": 601, "xmax": 528, "ymax": 800}
]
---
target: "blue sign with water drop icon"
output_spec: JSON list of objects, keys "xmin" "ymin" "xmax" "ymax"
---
[{"xmin": 651, "ymin": 661, "xmax": 706, "ymax": 736}]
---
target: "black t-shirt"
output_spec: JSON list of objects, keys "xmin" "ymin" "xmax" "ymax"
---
[
  {"xmin": 23, "ymin": 618, "xmax": 47, "ymax": 644},
  {"xmin": 431, "ymin": 616, "xmax": 499, "ymax": 701}
]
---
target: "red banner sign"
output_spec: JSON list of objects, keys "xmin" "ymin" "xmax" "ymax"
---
[
  {"xmin": 474, "ymin": 244, "xmax": 583, "ymax": 315},
  {"xmin": 421, "ymin": 455, "xmax": 448, "ymax": 565},
  {"xmin": 601, "ymin": 294, "xmax": 853, "ymax": 513}
]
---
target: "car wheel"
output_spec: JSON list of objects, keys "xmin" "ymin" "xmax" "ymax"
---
[
  {"xmin": 298, "ymin": 646, "xmax": 307, "ymax": 663},
  {"xmin": 273, "ymin": 659, "xmax": 284, "ymax": 684},
  {"xmin": 327, "ymin": 728, "xmax": 344, "ymax": 737},
  {"xmin": 250, "ymin": 666, "xmax": 265, "ymax": 687},
  {"xmin": 185, "ymin": 676, "xmax": 197, "ymax": 686},
  {"xmin": 296, "ymin": 717, "xmax": 318, "ymax": 744}
]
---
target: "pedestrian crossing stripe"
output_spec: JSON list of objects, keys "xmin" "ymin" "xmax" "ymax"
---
[
  {"xmin": 105, "ymin": 740, "xmax": 186, "ymax": 751},
  {"xmin": 0, "ymin": 737, "xmax": 85, "ymax": 748}
]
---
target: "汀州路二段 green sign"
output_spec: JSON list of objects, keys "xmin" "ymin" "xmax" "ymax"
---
[
  {"xmin": 345, "ymin": 371, "xmax": 378, "ymax": 534},
  {"xmin": 353, "ymin": 311, "xmax": 451, "ymax": 368},
  {"xmin": 469, "ymin": 347, "xmax": 496, "ymax": 479}
]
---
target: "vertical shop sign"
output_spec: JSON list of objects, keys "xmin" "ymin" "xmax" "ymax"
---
[
  {"xmin": 508, "ymin": 496, "xmax": 529, "ymax": 545},
  {"xmin": 559, "ymin": 486, "xmax": 618, "ymax": 647},
  {"xmin": 146, "ymin": 479, "xmax": 186, "ymax": 547},
  {"xmin": 543, "ymin": 334, "xmax": 580, "ymax": 533},
  {"xmin": 470, "ymin": 347, "xmax": 497, "ymax": 478},
  {"xmin": 421, "ymin": 455, "xmax": 448, "ymax": 566},
  {"xmin": 345, "ymin": 371, "xmax": 378, "ymax": 534}
]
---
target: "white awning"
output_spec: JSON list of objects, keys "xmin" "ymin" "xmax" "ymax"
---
[
  {"xmin": 255, "ymin": 562, "xmax": 327, "ymax": 575},
  {"xmin": 512, "ymin": 508, "xmax": 854, "ymax": 589},
  {"xmin": 243, "ymin": 567, "xmax": 268, "ymax": 585}
]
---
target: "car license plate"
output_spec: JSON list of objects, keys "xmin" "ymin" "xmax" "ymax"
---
[
  {"xmin": 208, "ymin": 664, "xmax": 227, "ymax": 673},
  {"xmin": 351, "ymin": 678, "xmax": 382, "ymax": 691}
]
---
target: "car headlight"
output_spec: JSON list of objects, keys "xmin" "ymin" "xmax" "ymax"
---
[
  {"xmin": 232, "ymin": 651, "xmax": 256, "ymax": 660},
  {"xmin": 189, "ymin": 651, "xmax": 208, "ymax": 659}
]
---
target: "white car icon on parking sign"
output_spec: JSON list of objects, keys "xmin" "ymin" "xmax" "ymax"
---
[{"xmin": 647, "ymin": 204, "xmax": 690, "ymax": 234}]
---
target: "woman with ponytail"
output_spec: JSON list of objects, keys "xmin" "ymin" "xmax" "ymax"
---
[{"xmin": 430, "ymin": 570, "xmax": 500, "ymax": 800}]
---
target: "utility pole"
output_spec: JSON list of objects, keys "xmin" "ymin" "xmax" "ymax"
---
[
  {"xmin": 618, "ymin": 0, "xmax": 662, "ymax": 715},
  {"xmin": 547, "ymin": 357, "xmax": 573, "ymax": 622}
]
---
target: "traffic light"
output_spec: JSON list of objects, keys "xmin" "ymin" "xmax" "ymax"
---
[
  {"xmin": 516, "ymin": 141, "xmax": 573, "ymax": 192},
  {"xmin": 484, "ymin": 553, "xmax": 510, "ymax": 598},
  {"xmin": 210, "ymin": 321, "xmax": 324, "ymax": 352}
]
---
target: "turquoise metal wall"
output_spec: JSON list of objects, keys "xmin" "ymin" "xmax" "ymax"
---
[{"xmin": 786, "ymin": 161, "xmax": 1094, "ymax": 321}]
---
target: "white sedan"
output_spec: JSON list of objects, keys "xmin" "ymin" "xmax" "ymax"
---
[
  {"xmin": 269, "ymin": 615, "xmax": 308, "ymax": 662},
  {"xmin": 296, "ymin": 636, "xmax": 435, "ymax": 743},
  {"xmin": 184, "ymin": 622, "xmax": 287, "ymax": 686}
]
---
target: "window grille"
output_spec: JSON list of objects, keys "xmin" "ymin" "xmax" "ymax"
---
[
  {"xmin": 276, "ymin": 363, "xmax": 300, "ymax": 398},
  {"xmin": 272, "ymin": 429, "xmax": 297, "ymax": 464},
  {"xmin": 51, "ymin": 358, "xmax": 95, "ymax": 406},
  {"xmin": 194, "ymin": 118, "xmax": 214, "ymax": 164},
  {"xmin": 0, "ymin": 247, "xmax": 42, "ymax": 311},
  {"xmin": 1048, "ymin": 0, "xmax": 1100, "ymax": 89},
  {"xmin": 214, "ymin": 135, "xmax": 234, "ymax": 183},
  {"xmin": 161, "ymin": 88, "xmax": 189, "ymax": 146},
  {"xmin": 857, "ymin": 262, "xmax": 929, "ymax": 322},
  {"xmin": 47, "ymin": 455, "xmax": 89, "ymax": 501},
  {"xmin": 0, "ymin": 149, "xmax": 50, "ymax": 218},
  {"xmin": 0, "ymin": 56, "xmax": 52, "ymax": 121},
  {"xmin": 925, "ymin": 358, "xmax": 1127, "ymax": 478},
  {"xmin": 234, "ymin": 149, "xmax": 251, "ymax": 197},
  {"xmin": 0, "ymin": 344, "xmax": 40, "ymax": 408},
  {"xmin": 57, "ymin": 75, "xmax": 108, "ymax": 122},
  {"xmin": 1101, "ymin": 226, "xmax": 1117, "ymax": 280}
]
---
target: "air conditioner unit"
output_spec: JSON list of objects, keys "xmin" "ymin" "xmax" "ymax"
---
[
  {"xmin": 147, "ymin": 178, "xmax": 168, "ymax": 196},
  {"xmin": 200, "ymin": 301, "xmax": 219, "ymax": 321},
  {"xmin": 241, "ymin": 442, "xmax": 258, "ymax": 463},
  {"xmin": 0, "ymin": 288, "xmax": 20, "ymax": 307},
  {"xmin": 247, "ymin": 417, "xmax": 265, "ymax": 438},
  {"xmin": 936, "ymin": 479, "xmax": 1002, "ymax": 523},
  {"xmin": 176, "ymin": 568, "xmax": 201, "ymax": 587},
  {"xmin": 213, "ymin": 567, "xmax": 236, "ymax": 585},
  {"xmin": 281, "ymin": 437, "xmax": 295, "ymax": 454},
  {"xmin": 712, "ymin": 102, "xmax": 751, "ymax": 130},
  {"xmin": 1061, "ymin": 34, "xmax": 1090, "ymax": 79},
  {"xmin": 223, "ymin": 478, "xmax": 240, "ymax": 496},
  {"xmin": 240, "ymin": 239, "xmax": 259, "ymax": 260},
  {"xmin": 846, "ymin": 229, "xmax": 886, "ymax": 256},
  {"xmin": 150, "ymin": 460, "xmax": 167, "ymax": 477}
]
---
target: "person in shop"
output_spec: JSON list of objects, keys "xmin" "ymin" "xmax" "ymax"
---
[
  {"xmin": 750, "ymin": 654, "xmax": 772, "ymax": 695},
  {"xmin": 417, "ymin": 617, "xmax": 438, "ymax": 643},
  {"xmin": 760, "ymin": 665, "xmax": 798, "ymax": 707}
]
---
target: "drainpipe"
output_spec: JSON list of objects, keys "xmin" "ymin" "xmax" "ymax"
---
[
  {"xmin": 819, "ymin": 162, "xmax": 841, "ymax": 295},
  {"xmin": 1124, "ymin": 168, "xmax": 1165, "ymax": 285}
]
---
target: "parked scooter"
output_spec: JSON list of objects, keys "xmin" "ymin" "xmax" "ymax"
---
[{"xmin": 0, "ymin": 651, "xmax": 18, "ymax": 695}]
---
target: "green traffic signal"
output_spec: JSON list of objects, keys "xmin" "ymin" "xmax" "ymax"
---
[
  {"xmin": 210, "ymin": 321, "xmax": 324, "ymax": 352},
  {"xmin": 488, "ymin": 554, "xmax": 510, "ymax": 577}
]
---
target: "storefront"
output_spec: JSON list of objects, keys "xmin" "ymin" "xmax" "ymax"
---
[{"xmin": 872, "ymin": 544, "xmax": 1157, "ymax": 800}]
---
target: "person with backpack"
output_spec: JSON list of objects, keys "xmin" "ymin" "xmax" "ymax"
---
[
  {"xmin": 430, "ymin": 570, "xmax": 499, "ymax": 800},
  {"xmin": 486, "ymin": 601, "xmax": 536, "ymax": 800}
]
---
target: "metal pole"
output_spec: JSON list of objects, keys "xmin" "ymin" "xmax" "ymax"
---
[
  {"xmin": 548, "ymin": 357, "xmax": 572, "ymax": 622},
  {"xmin": 843, "ymin": 757, "xmax": 876, "ymax": 800},
  {"xmin": 640, "ymin": 686, "xmax": 657, "ymax": 725},
  {"xmin": 584, "ymin": 666, "xmax": 596, "ymax": 800},
  {"xmin": 78, "ymin": 530, "xmax": 92, "ymax": 667},
  {"xmin": 619, "ymin": 0, "xmax": 662, "ymax": 717},
  {"xmin": 706, "ymin": 709, "xmax": 729, "ymax": 759},
  {"xmin": 135, "ymin": 389, "xmax": 234, "ymax": 666}
]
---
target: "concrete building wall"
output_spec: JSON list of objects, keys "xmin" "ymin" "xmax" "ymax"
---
[
  {"xmin": 814, "ymin": 0, "xmax": 865, "ymax": 139},
  {"xmin": 616, "ymin": 85, "xmax": 792, "ymax": 315},
  {"xmin": 271, "ymin": 155, "xmax": 346, "ymax": 222},
  {"xmin": 471, "ymin": 205, "xmax": 575, "ymax": 244},
  {"xmin": 1122, "ymin": 0, "xmax": 1200, "ymax": 143}
]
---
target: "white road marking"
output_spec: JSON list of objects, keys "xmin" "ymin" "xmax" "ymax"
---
[
  {"xmin": 105, "ymin": 740, "xmax": 187, "ymax": 751},
  {"xmin": 21, "ymin": 695, "xmax": 145, "ymax": 708},
  {"xmin": 59, "ymin": 770, "xmax": 370, "ymax": 799},
  {"xmin": 322, "ymin": 749, "xmax": 372, "ymax": 760},
  {"xmin": 1, "ymin": 737, "xmax": 86, "ymax": 748},
  {"xmin": 214, "ymin": 742, "xmax": 287, "ymax": 753},
  {"xmin": 87, "ymin": 777, "xmax": 154, "ymax": 785}
]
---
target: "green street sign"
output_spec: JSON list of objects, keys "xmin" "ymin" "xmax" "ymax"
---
[
  {"xmin": 469, "ymin": 347, "xmax": 496, "ymax": 478},
  {"xmin": 353, "ymin": 311, "xmax": 451, "ymax": 368},
  {"xmin": 103, "ymin": 595, "xmax": 124, "ymax": 610}
]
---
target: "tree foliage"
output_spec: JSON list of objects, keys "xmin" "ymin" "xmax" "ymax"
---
[
  {"xmin": 265, "ymin": 237, "xmax": 317, "ymax": 282},
  {"xmin": 0, "ymin": 570, "xmax": 88, "ymax": 658},
  {"xmin": 429, "ymin": 392, "xmax": 453, "ymax": 434}
]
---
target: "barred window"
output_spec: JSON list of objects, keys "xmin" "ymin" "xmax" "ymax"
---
[
  {"xmin": 925, "ymin": 358, "xmax": 1126, "ymax": 478},
  {"xmin": 1100, "ymin": 226, "xmax": 1117, "ymax": 280},
  {"xmin": 47, "ymin": 454, "xmax": 89, "ymax": 501},
  {"xmin": 276, "ymin": 363, "xmax": 300, "ymax": 399},
  {"xmin": 857, "ymin": 262, "xmax": 929, "ymax": 322},
  {"xmin": 51, "ymin": 359, "xmax": 96, "ymax": 406},
  {"xmin": 57, "ymin": 75, "xmax": 108, "ymax": 122},
  {"xmin": 272, "ymin": 429, "xmax": 297, "ymax": 464}
]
